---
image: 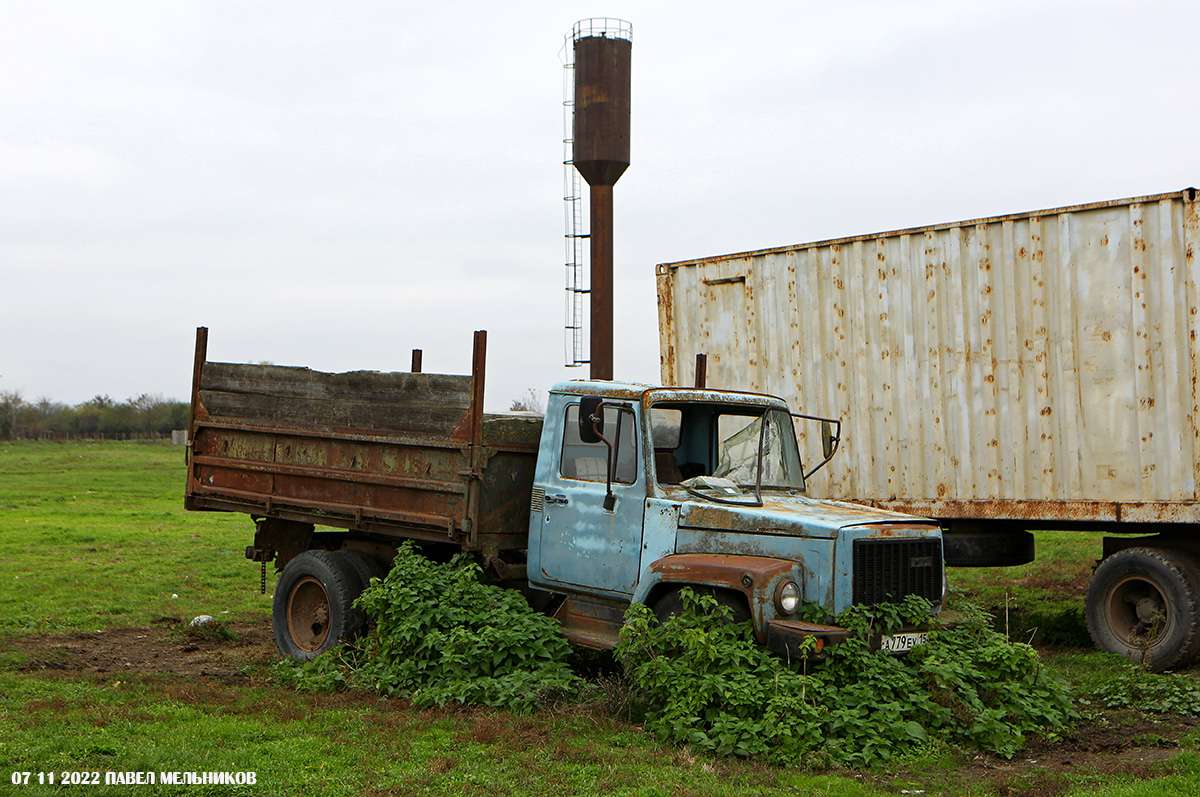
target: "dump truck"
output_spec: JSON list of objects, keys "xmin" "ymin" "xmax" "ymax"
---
[
  {"xmin": 184, "ymin": 327, "xmax": 946, "ymax": 660},
  {"xmin": 656, "ymin": 188, "xmax": 1200, "ymax": 670}
]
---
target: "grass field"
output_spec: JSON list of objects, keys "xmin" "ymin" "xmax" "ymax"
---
[{"xmin": 4, "ymin": 440, "xmax": 1200, "ymax": 796}]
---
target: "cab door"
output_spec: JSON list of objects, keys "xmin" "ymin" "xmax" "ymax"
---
[{"xmin": 533, "ymin": 401, "xmax": 646, "ymax": 596}]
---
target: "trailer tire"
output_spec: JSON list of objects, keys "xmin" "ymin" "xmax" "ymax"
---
[
  {"xmin": 654, "ymin": 586, "xmax": 750, "ymax": 625},
  {"xmin": 272, "ymin": 550, "xmax": 365, "ymax": 661},
  {"xmin": 1085, "ymin": 547, "xmax": 1200, "ymax": 672}
]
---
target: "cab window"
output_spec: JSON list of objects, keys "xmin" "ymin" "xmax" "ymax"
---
[{"xmin": 560, "ymin": 403, "xmax": 638, "ymax": 484}]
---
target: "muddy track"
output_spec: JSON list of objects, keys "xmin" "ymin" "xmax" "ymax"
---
[{"xmin": 8, "ymin": 618, "xmax": 277, "ymax": 683}]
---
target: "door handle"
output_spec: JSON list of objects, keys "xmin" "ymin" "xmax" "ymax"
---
[{"xmin": 545, "ymin": 494, "xmax": 569, "ymax": 505}]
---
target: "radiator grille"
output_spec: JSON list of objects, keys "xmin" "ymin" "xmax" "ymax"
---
[{"xmin": 852, "ymin": 538, "xmax": 942, "ymax": 606}]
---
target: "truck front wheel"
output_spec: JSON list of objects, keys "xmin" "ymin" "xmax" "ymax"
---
[
  {"xmin": 1085, "ymin": 547, "xmax": 1200, "ymax": 672},
  {"xmin": 273, "ymin": 550, "xmax": 365, "ymax": 660},
  {"xmin": 654, "ymin": 586, "xmax": 750, "ymax": 625}
]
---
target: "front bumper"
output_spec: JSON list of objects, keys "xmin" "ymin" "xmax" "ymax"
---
[{"xmin": 766, "ymin": 619, "xmax": 936, "ymax": 661}]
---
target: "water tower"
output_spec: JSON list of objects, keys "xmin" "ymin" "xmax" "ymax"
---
[{"xmin": 563, "ymin": 19, "xmax": 631, "ymax": 381}]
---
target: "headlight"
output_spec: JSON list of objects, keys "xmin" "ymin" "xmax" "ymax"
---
[{"xmin": 775, "ymin": 580, "xmax": 801, "ymax": 614}]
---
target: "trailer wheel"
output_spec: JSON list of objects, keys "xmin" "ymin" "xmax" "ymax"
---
[
  {"xmin": 1085, "ymin": 547, "xmax": 1200, "ymax": 672},
  {"xmin": 272, "ymin": 550, "xmax": 365, "ymax": 660},
  {"xmin": 654, "ymin": 586, "xmax": 750, "ymax": 625}
]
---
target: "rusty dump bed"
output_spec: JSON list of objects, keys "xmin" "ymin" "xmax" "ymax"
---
[{"xmin": 184, "ymin": 328, "xmax": 542, "ymax": 557}]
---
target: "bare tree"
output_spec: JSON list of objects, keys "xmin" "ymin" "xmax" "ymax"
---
[{"xmin": 509, "ymin": 388, "xmax": 544, "ymax": 414}]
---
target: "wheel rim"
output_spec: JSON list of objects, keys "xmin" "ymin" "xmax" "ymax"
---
[
  {"xmin": 1104, "ymin": 574, "xmax": 1172, "ymax": 652},
  {"xmin": 287, "ymin": 575, "xmax": 331, "ymax": 652}
]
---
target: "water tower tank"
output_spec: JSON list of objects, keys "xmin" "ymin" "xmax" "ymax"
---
[{"xmin": 573, "ymin": 29, "xmax": 631, "ymax": 188}]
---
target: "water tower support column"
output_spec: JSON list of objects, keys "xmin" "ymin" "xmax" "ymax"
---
[{"xmin": 590, "ymin": 183, "xmax": 614, "ymax": 381}]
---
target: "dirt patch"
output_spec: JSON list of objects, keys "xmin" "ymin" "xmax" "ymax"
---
[{"xmin": 7, "ymin": 618, "xmax": 277, "ymax": 683}]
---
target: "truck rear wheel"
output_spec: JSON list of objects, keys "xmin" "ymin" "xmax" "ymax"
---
[
  {"xmin": 340, "ymin": 548, "xmax": 389, "ymax": 591},
  {"xmin": 1085, "ymin": 547, "xmax": 1200, "ymax": 672},
  {"xmin": 272, "ymin": 550, "xmax": 365, "ymax": 660}
]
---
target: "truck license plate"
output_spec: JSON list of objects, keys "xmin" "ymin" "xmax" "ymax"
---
[{"xmin": 880, "ymin": 632, "xmax": 928, "ymax": 653}]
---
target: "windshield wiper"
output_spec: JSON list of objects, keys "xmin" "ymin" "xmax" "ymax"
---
[{"xmin": 683, "ymin": 484, "xmax": 763, "ymax": 507}]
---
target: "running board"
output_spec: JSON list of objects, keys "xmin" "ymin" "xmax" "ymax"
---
[{"xmin": 553, "ymin": 594, "xmax": 628, "ymax": 650}]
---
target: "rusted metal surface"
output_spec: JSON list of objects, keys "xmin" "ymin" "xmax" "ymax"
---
[
  {"xmin": 677, "ymin": 498, "xmax": 933, "ymax": 537},
  {"xmin": 466, "ymin": 331, "xmax": 487, "ymax": 545},
  {"xmin": 571, "ymin": 29, "xmax": 631, "ymax": 186},
  {"xmin": 286, "ymin": 575, "xmax": 331, "ymax": 653},
  {"xmin": 589, "ymin": 183, "xmax": 615, "ymax": 381},
  {"xmin": 694, "ymin": 353, "xmax": 707, "ymax": 389},
  {"xmin": 250, "ymin": 517, "xmax": 313, "ymax": 571},
  {"xmin": 185, "ymin": 329, "xmax": 541, "ymax": 552},
  {"xmin": 572, "ymin": 23, "xmax": 631, "ymax": 383},
  {"xmin": 553, "ymin": 593, "xmax": 627, "ymax": 649},
  {"xmin": 550, "ymin": 379, "xmax": 792, "ymax": 409},
  {"xmin": 657, "ymin": 189, "xmax": 1200, "ymax": 527},
  {"xmin": 766, "ymin": 619, "xmax": 852, "ymax": 660},
  {"xmin": 649, "ymin": 552, "xmax": 796, "ymax": 584},
  {"xmin": 648, "ymin": 552, "xmax": 798, "ymax": 641},
  {"xmin": 865, "ymin": 498, "xmax": 1200, "ymax": 525},
  {"xmin": 186, "ymin": 327, "xmax": 208, "ymax": 501}
]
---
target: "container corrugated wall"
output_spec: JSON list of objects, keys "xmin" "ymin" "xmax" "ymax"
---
[{"xmin": 657, "ymin": 190, "xmax": 1200, "ymax": 524}]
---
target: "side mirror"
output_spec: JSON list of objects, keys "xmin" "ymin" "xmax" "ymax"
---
[
  {"xmin": 578, "ymin": 396, "xmax": 604, "ymax": 444},
  {"xmin": 821, "ymin": 421, "xmax": 835, "ymax": 460}
]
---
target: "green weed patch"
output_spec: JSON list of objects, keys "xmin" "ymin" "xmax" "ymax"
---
[
  {"xmin": 278, "ymin": 551, "xmax": 1076, "ymax": 768},
  {"xmin": 1092, "ymin": 667, "xmax": 1200, "ymax": 716},
  {"xmin": 274, "ymin": 544, "xmax": 583, "ymax": 710},
  {"xmin": 617, "ymin": 594, "xmax": 1077, "ymax": 768}
]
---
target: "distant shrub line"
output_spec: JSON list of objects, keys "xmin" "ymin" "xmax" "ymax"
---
[{"xmin": 0, "ymin": 392, "xmax": 187, "ymax": 440}]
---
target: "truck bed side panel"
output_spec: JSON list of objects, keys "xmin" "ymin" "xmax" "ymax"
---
[{"xmin": 187, "ymin": 357, "xmax": 540, "ymax": 549}]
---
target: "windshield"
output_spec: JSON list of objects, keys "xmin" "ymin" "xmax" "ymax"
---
[
  {"xmin": 712, "ymin": 409, "xmax": 805, "ymax": 491},
  {"xmin": 650, "ymin": 402, "xmax": 805, "ymax": 505}
]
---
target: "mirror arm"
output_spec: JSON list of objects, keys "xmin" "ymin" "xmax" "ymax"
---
[{"xmin": 794, "ymin": 413, "xmax": 843, "ymax": 480}]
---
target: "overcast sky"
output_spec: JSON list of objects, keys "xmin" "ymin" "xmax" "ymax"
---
[{"xmin": 2, "ymin": 1, "xmax": 1197, "ymax": 411}]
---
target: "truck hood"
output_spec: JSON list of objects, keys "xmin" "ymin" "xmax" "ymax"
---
[{"xmin": 676, "ymin": 492, "xmax": 933, "ymax": 539}]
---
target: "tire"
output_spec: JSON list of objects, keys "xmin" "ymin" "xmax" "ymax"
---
[
  {"xmin": 340, "ymin": 548, "xmax": 389, "ymax": 592},
  {"xmin": 339, "ymin": 549, "xmax": 390, "ymax": 632},
  {"xmin": 653, "ymin": 586, "xmax": 751, "ymax": 625},
  {"xmin": 1085, "ymin": 547, "xmax": 1200, "ymax": 672},
  {"xmin": 272, "ymin": 550, "xmax": 365, "ymax": 661}
]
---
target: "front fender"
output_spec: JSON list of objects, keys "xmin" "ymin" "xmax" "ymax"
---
[{"xmin": 633, "ymin": 553, "xmax": 802, "ymax": 642}]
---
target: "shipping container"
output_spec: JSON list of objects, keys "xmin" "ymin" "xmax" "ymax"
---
[
  {"xmin": 659, "ymin": 189, "xmax": 1200, "ymax": 522},
  {"xmin": 657, "ymin": 189, "xmax": 1200, "ymax": 669}
]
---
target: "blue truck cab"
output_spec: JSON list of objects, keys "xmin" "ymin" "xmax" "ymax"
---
[{"xmin": 527, "ymin": 380, "xmax": 947, "ymax": 655}]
